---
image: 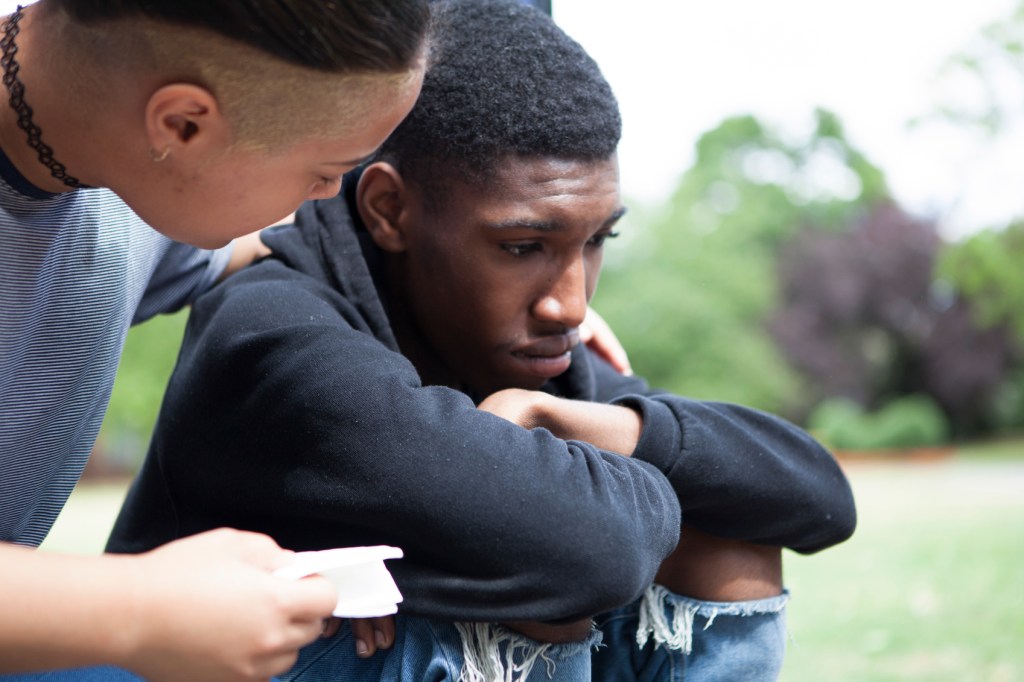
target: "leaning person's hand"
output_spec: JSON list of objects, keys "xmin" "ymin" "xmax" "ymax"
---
[
  {"xmin": 581, "ymin": 307, "xmax": 632, "ymax": 375},
  {"xmin": 118, "ymin": 528, "xmax": 337, "ymax": 682}
]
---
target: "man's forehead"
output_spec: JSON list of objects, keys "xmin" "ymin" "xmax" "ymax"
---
[{"xmin": 453, "ymin": 155, "xmax": 621, "ymax": 208}]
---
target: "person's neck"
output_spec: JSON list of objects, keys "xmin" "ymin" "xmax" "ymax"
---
[
  {"xmin": 0, "ymin": 2, "xmax": 99, "ymax": 193},
  {"xmin": 380, "ymin": 257, "xmax": 464, "ymax": 391}
]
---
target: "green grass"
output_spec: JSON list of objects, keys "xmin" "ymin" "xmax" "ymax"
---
[
  {"xmin": 42, "ymin": 446, "xmax": 1024, "ymax": 680},
  {"xmin": 781, "ymin": 453, "xmax": 1024, "ymax": 681}
]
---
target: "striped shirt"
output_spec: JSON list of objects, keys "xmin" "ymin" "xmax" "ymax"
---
[{"xmin": 0, "ymin": 150, "xmax": 231, "ymax": 546}]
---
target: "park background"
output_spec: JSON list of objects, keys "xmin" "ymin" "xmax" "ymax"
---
[{"xmin": 5, "ymin": 0, "xmax": 1022, "ymax": 679}]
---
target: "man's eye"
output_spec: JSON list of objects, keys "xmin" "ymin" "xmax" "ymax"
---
[
  {"xmin": 589, "ymin": 231, "xmax": 620, "ymax": 248},
  {"xmin": 501, "ymin": 242, "xmax": 542, "ymax": 257}
]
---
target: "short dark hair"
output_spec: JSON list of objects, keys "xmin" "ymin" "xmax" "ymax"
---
[
  {"xmin": 55, "ymin": 0, "xmax": 430, "ymax": 72},
  {"xmin": 379, "ymin": 0, "xmax": 621, "ymax": 192}
]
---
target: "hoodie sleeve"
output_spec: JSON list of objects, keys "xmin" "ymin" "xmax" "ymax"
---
[
  {"xmin": 582, "ymin": 353, "xmax": 856, "ymax": 554},
  {"xmin": 107, "ymin": 267, "xmax": 681, "ymax": 624}
]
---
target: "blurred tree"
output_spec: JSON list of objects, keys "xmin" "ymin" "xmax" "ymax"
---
[
  {"xmin": 940, "ymin": 221, "xmax": 1024, "ymax": 340},
  {"xmin": 939, "ymin": 222, "xmax": 1024, "ymax": 432},
  {"xmin": 771, "ymin": 203, "xmax": 1017, "ymax": 436},
  {"xmin": 594, "ymin": 109, "xmax": 886, "ymax": 415},
  {"xmin": 92, "ymin": 310, "xmax": 188, "ymax": 474}
]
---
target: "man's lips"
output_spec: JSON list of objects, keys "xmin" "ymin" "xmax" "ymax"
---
[
  {"xmin": 510, "ymin": 332, "xmax": 580, "ymax": 378},
  {"xmin": 513, "ymin": 331, "xmax": 580, "ymax": 358}
]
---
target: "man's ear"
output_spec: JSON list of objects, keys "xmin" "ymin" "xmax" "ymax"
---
[
  {"xmin": 357, "ymin": 162, "xmax": 411, "ymax": 253},
  {"xmin": 144, "ymin": 84, "xmax": 228, "ymax": 161}
]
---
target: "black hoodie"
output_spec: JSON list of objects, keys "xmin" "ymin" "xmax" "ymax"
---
[{"xmin": 107, "ymin": 188, "xmax": 855, "ymax": 623}]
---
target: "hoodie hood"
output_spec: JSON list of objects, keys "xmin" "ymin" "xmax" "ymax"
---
[{"xmin": 260, "ymin": 174, "xmax": 399, "ymax": 352}]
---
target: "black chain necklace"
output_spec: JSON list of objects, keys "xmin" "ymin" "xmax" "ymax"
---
[{"xmin": 1, "ymin": 5, "xmax": 86, "ymax": 189}]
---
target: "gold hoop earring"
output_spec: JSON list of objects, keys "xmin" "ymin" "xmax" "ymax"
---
[{"xmin": 149, "ymin": 146, "xmax": 171, "ymax": 162}]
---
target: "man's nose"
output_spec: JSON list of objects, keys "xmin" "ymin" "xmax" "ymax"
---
[{"xmin": 532, "ymin": 259, "xmax": 588, "ymax": 328}]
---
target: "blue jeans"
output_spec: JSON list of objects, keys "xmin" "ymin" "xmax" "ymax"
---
[
  {"xmin": 0, "ymin": 586, "xmax": 787, "ymax": 681},
  {"xmin": 282, "ymin": 615, "xmax": 600, "ymax": 681},
  {"xmin": 593, "ymin": 585, "xmax": 790, "ymax": 682},
  {"xmin": 0, "ymin": 669, "xmax": 140, "ymax": 681},
  {"xmin": 283, "ymin": 585, "xmax": 788, "ymax": 681}
]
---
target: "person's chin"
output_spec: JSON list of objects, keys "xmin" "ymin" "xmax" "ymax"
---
[{"xmin": 154, "ymin": 224, "xmax": 233, "ymax": 250}]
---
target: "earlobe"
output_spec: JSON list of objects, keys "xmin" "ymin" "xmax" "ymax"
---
[
  {"xmin": 358, "ymin": 163, "xmax": 410, "ymax": 253},
  {"xmin": 144, "ymin": 84, "xmax": 226, "ymax": 158}
]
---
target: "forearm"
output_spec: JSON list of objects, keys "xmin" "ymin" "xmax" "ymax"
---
[
  {"xmin": 2, "ymin": 531, "xmax": 336, "ymax": 680},
  {"xmin": 478, "ymin": 389, "xmax": 642, "ymax": 456},
  {"xmin": 219, "ymin": 231, "xmax": 271, "ymax": 281},
  {"xmin": 0, "ymin": 544, "xmax": 140, "ymax": 671}
]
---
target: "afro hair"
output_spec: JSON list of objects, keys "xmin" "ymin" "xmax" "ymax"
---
[{"xmin": 378, "ymin": 0, "xmax": 621, "ymax": 192}]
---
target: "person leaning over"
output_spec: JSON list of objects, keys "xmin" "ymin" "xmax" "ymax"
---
[
  {"xmin": 0, "ymin": 1, "xmax": 429, "ymax": 679},
  {"xmin": 107, "ymin": 1, "xmax": 857, "ymax": 680}
]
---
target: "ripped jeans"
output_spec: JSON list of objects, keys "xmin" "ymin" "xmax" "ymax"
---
[
  {"xmin": 281, "ymin": 585, "xmax": 789, "ymax": 682},
  {"xmin": 592, "ymin": 585, "xmax": 789, "ymax": 682},
  {"xmin": 0, "ymin": 585, "xmax": 787, "ymax": 682}
]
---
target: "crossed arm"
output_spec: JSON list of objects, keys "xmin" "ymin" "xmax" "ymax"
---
[
  {"xmin": 477, "ymin": 388, "xmax": 785, "ymax": 642},
  {"xmin": 108, "ymin": 269, "xmax": 855, "ymax": 636}
]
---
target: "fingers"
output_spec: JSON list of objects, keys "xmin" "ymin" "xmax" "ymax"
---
[
  {"xmin": 348, "ymin": 615, "xmax": 395, "ymax": 658},
  {"xmin": 285, "ymin": 615, "xmax": 327, "ymax": 651},
  {"xmin": 581, "ymin": 307, "xmax": 632, "ymax": 375},
  {"xmin": 184, "ymin": 528, "xmax": 293, "ymax": 572},
  {"xmin": 321, "ymin": 617, "xmax": 341, "ymax": 638},
  {"xmin": 284, "ymin": 574, "xmax": 339, "ymax": 621},
  {"xmin": 367, "ymin": 616, "xmax": 395, "ymax": 651},
  {"xmin": 349, "ymin": 617, "xmax": 376, "ymax": 658}
]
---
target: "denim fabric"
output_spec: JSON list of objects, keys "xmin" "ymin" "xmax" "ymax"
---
[
  {"xmin": 281, "ymin": 615, "xmax": 599, "ymax": 682},
  {"xmin": 592, "ymin": 586, "xmax": 789, "ymax": 682},
  {"xmin": 0, "ymin": 667, "xmax": 141, "ymax": 681}
]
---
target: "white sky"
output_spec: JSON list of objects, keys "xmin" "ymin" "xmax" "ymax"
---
[
  {"xmin": 3, "ymin": 0, "xmax": 1020, "ymax": 239},
  {"xmin": 554, "ymin": 0, "xmax": 1023, "ymax": 239}
]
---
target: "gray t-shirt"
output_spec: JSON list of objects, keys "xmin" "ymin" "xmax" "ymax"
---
[{"xmin": 0, "ymin": 150, "xmax": 231, "ymax": 546}]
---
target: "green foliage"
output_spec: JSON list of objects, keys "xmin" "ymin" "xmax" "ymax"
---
[
  {"xmin": 95, "ymin": 311, "xmax": 188, "ymax": 468},
  {"xmin": 807, "ymin": 394, "xmax": 951, "ymax": 451},
  {"xmin": 594, "ymin": 109, "xmax": 887, "ymax": 414},
  {"xmin": 939, "ymin": 221, "xmax": 1024, "ymax": 341},
  {"xmin": 987, "ymin": 367, "xmax": 1024, "ymax": 432}
]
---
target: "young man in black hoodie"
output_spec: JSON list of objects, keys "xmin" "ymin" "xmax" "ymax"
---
[{"xmin": 108, "ymin": 1, "xmax": 856, "ymax": 679}]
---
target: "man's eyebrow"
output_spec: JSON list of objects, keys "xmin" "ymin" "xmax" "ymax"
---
[
  {"xmin": 484, "ymin": 218, "xmax": 563, "ymax": 232},
  {"xmin": 485, "ymin": 207, "xmax": 629, "ymax": 233},
  {"xmin": 606, "ymin": 206, "xmax": 628, "ymax": 225}
]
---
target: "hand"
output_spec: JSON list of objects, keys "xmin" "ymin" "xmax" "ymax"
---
[
  {"xmin": 479, "ymin": 389, "xmax": 642, "ymax": 455},
  {"xmin": 221, "ymin": 231, "xmax": 272, "ymax": 280},
  {"xmin": 581, "ymin": 307, "xmax": 632, "ymax": 375},
  {"xmin": 347, "ymin": 616, "xmax": 396, "ymax": 658},
  {"xmin": 477, "ymin": 388, "xmax": 549, "ymax": 430},
  {"xmin": 121, "ymin": 528, "xmax": 337, "ymax": 682}
]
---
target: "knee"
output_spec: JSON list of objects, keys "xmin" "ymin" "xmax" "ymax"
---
[{"xmin": 654, "ymin": 527, "xmax": 783, "ymax": 601}]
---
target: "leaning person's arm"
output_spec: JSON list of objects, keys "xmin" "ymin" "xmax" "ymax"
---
[
  {"xmin": 219, "ymin": 231, "xmax": 272, "ymax": 281},
  {"xmin": 0, "ymin": 530, "xmax": 335, "ymax": 680}
]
